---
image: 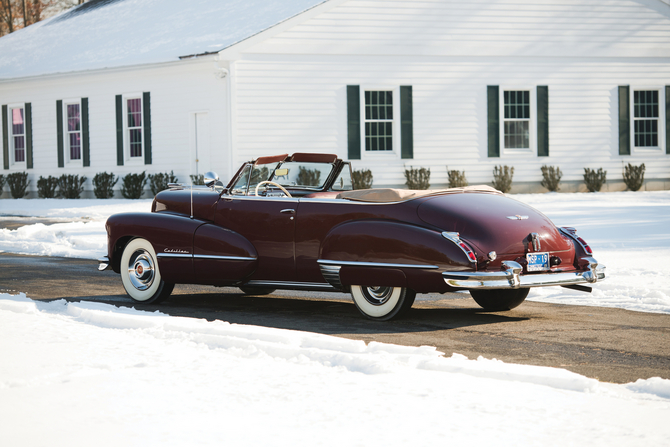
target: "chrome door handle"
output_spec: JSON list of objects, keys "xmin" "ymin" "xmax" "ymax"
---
[{"xmin": 280, "ymin": 209, "xmax": 295, "ymax": 214}]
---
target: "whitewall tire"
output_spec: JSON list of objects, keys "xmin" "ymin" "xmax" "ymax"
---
[
  {"xmin": 350, "ymin": 285, "xmax": 416, "ymax": 321},
  {"xmin": 120, "ymin": 238, "xmax": 174, "ymax": 304}
]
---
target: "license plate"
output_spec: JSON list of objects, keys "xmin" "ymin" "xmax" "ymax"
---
[{"xmin": 527, "ymin": 252, "xmax": 550, "ymax": 272}]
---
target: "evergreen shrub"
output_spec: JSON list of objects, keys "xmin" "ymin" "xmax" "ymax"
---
[
  {"xmin": 622, "ymin": 163, "xmax": 645, "ymax": 191},
  {"xmin": 121, "ymin": 172, "xmax": 147, "ymax": 199},
  {"xmin": 37, "ymin": 176, "xmax": 59, "ymax": 198},
  {"xmin": 404, "ymin": 167, "xmax": 431, "ymax": 190},
  {"xmin": 583, "ymin": 168, "xmax": 607, "ymax": 192},
  {"xmin": 57, "ymin": 174, "xmax": 87, "ymax": 199},
  {"xmin": 0, "ymin": 174, "xmax": 6, "ymax": 194},
  {"xmin": 93, "ymin": 172, "xmax": 119, "ymax": 199},
  {"xmin": 351, "ymin": 169, "xmax": 373, "ymax": 190},
  {"xmin": 492, "ymin": 165, "xmax": 514, "ymax": 193},
  {"xmin": 149, "ymin": 171, "xmax": 178, "ymax": 195},
  {"xmin": 7, "ymin": 172, "xmax": 29, "ymax": 198},
  {"xmin": 190, "ymin": 174, "xmax": 205, "ymax": 185},
  {"xmin": 540, "ymin": 165, "xmax": 562, "ymax": 192}
]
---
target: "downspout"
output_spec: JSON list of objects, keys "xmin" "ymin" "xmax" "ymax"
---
[{"xmin": 214, "ymin": 56, "xmax": 235, "ymax": 181}]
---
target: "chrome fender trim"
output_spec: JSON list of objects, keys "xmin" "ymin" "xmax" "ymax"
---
[
  {"xmin": 317, "ymin": 259, "xmax": 440, "ymax": 291},
  {"xmin": 443, "ymin": 257, "xmax": 606, "ymax": 290}
]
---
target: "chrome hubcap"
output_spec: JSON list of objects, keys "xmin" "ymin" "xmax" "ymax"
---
[
  {"xmin": 127, "ymin": 250, "xmax": 155, "ymax": 291},
  {"xmin": 363, "ymin": 286, "xmax": 393, "ymax": 306}
]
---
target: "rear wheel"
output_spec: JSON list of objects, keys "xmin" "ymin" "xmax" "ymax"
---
[
  {"xmin": 469, "ymin": 288, "xmax": 529, "ymax": 311},
  {"xmin": 120, "ymin": 238, "xmax": 174, "ymax": 304},
  {"xmin": 350, "ymin": 285, "xmax": 416, "ymax": 321}
]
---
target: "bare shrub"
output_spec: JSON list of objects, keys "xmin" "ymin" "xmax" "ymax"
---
[
  {"xmin": 351, "ymin": 169, "xmax": 373, "ymax": 190},
  {"xmin": 540, "ymin": 165, "xmax": 562, "ymax": 192},
  {"xmin": 491, "ymin": 165, "xmax": 514, "ymax": 193},
  {"xmin": 583, "ymin": 168, "xmax": 607, "ymax": 192},
  {"xmin": 404, "ymin": 167, "xmax": 431, "ymax": 190},
  {"xmin": 622, "ymin": 163, "xmax": 645, "ymax": 191}
]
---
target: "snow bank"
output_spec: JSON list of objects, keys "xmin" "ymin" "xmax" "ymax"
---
[{"xmin": 1, "ymin": 293, "xmax": 669, "ymax": 446}]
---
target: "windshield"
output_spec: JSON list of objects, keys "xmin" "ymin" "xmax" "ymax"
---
[{"xmin": 271, "ymin": 162, "xmax": 334, "ymax": 189}]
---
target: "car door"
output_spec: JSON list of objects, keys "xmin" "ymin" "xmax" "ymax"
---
[{"xmin": 215, "ymin": 195, "xmax": 298, "ymax": 282}]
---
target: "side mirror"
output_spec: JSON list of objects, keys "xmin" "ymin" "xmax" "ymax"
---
[{"xmin": 203, "ymin": 172, "xmax": 219, "ymax": 188}]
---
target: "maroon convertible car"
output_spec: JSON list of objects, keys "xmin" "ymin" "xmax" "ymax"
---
[{"xmin": 99, "ymin": 153, "xmax": 606, "ymax": 320}]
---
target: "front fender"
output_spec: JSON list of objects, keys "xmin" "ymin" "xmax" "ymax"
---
[
  {"xmin": 107, "ymin": 212, "xmax": 258, "ymax": 285},
  {"xmin": 107, "ymin": 212, "xmax": 201, "ymax": 275},
  {"xmin": 318, "ymin": 219, "xmax": 472, "ymax": 292}
]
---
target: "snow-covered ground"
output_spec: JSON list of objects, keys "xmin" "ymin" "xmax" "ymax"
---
[
  {"xmin": 1, "ymin": 293, "xmax": 669, "ymax": 446},
  {"xmin": 1, "ymin": 192, "xmax": 670, "ymax": 446},
  {"xmin": 1, "ymin": 191, "xmax": 669, "ymax": 314}
]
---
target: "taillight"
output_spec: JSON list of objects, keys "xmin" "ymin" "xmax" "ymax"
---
[
  {"xmin": 443, "ymin": 232, "xmax": 477, "ymax": 264},
  {"xmin": 560, "ymin": 227, "xmax": 593, "ymax": 255}
]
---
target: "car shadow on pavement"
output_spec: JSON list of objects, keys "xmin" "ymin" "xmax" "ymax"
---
[{"xmin": 52, "ymin": 291, "xmax": 529, "ymax": 336}]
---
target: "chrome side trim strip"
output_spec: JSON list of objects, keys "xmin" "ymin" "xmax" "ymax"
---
[
  {"xmin": 243, "ymin": 280, "xmax": 336, "ymax": 291},
  {"xmin": 317, "ymin": 259, "xmax": 439, "ymax": 269},
  {"xmin": 156, "ymin": 254, "xmax": 257, "ymax": 261},
  {"xmin": 443, "ymin": 257, "xmax": 606, "ymax": 289},
  {"xmin": 194, "ymin": 255, "xmax": 257, "ymax": 261}
]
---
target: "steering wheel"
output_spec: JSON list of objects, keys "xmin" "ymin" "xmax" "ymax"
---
[{"xmin": 254, "ymin": 181, "xmax": 292, "ymax": 198}]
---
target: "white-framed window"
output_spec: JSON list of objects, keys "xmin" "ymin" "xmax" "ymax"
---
[
  {"xmin": 361, "ymin": 88, "xmax": 399, "ymax": 156},
  {"xmin": 500, "ymin": 89, "xmax": 535, "ymax": 152},
  {"xmin": 64, "ymin": 100, "xmax": 82, "ymax": 163},
  {"xmin": 631, "ymin": 88, "xmax": 663, "ymax": 150},
  {"xmin": 9, "ymin": 105, "xmax": 26, "ymax": 165},
  {"xmin": 124, "ymin": 95, "xmax": 143, "ymax": 159}
]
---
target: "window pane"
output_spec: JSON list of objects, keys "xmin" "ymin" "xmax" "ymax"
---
[
  {"xmin": 129, "ymin": 129, "xmax": 142, "ymax": 157},
  {"xmin": 14, "ymin": 136, "xmax": 25, "ymax": 162},
  {"xmin": 504, "ymin": 121, "xmax": 529, "ymax": 148},
  {"xmin": 12, "ymin": 108, "xmax": 24, "ymax": 135},
  {"xmin": 69, "ymin": 133, "xmax": 81, "ymax": 160},
  {"xmin": 504, "ymin": 90, "xmax": 530, "ymax": 119},
  {"xmin": 67, "ymin": 104, "xmax": 81, "ymax": 132},
  {"xmin": 127, "ymin": 98, "xmax": 142, "ymax": 127},
  {"xmin": 634, "ymin": 90, "xmax": 658, "ymax": 118}
]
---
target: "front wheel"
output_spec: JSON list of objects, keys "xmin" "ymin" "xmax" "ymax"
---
[
  {"xmin": 469, "ymin": 288, "xmax": 529, "ymax": 311},
  {"xmin": 120, "ymin": 238, "xmax": 174, "ymax": 304},
  {"xmin": 350, "ymin": 285, "xmax": 416, "ymax": 321}
]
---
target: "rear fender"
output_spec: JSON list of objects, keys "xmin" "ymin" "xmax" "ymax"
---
[{"xmin": 319, "ymin": 220, "xmax": 472, "ymax": 292}]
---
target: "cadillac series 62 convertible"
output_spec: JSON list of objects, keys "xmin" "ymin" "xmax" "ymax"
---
[{"xmin": 99, "ymin": 153, "xmax": 606, "ymax": 320}]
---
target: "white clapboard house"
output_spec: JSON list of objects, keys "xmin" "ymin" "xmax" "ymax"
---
[{"xmin": 1, "ymin": 0, "xmax": 669, "ymax": 197}]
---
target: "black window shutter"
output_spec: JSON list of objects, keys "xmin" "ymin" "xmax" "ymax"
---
[
  {"xmin": 537, "ymin": 86, "xmax": 549, "ymax": 157},
  {"xmin": 618, "ymin": 86, "xmax": 630, "ymax": 156},
  {"xmin": 115, "ymin": 95, "xmax": 124, "ymax": 166},
  {"xmin": 487, "ymin": 86, "xmax": 500, "ymax": 157},
  {"xmin": 56, "ymin": 100, "xmax": 64, "ymax": 168},
  {"xmin": 666, "ymin": 86, "xmax": 670, "ymax": 155},
  {"xmin": 143, "ymin": 92, "xmax": 152, "ymax": 165},
  {"xmin": 2, "ymin": 105, "xmax": 8, "ymax": 169},
  {"xmin": 82, "ymin": 98, "xmax": 90, "ymax": 167},
  {"xmin": 347, "ymin": 85, "xmax": 361, "ymax": 160},
  {"xmin": 25, "ymin": 103, "xmax": 33, "ymax": 169},
  {"xmin": 400, "ymin": 85, "xmax": 413, "ymax": 159}
]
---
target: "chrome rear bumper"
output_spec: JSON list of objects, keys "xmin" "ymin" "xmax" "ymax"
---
[{"xmin": 443, "ymin": 257, "xmax": 606, "ymax": 289}]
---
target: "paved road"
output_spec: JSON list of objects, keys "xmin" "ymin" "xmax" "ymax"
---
[{"xmin": 1, "ymin": 252, "xmax": 668, "ymax": 384}]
